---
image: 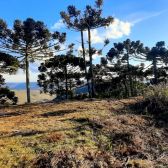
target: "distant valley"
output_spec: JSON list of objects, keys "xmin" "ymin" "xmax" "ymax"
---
[
  {"xmin": 12, "ymin": 90, "xmax": 56, "ymax": 104},
  {"xmin": 3, "ymin": 82, "xmax": 90, "ymax": 94},
  {"xmin": 3, "ymin": 82, "xmax": 41, "ymax": 90},
  {"xmin": 2, "ymin": 82, "xmax": 55, "ymax": 104},
  {"xmin": 2, "ymin": 82, "xmax": 90, "ymax": 104}
]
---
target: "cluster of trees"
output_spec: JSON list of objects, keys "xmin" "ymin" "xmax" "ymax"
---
[
  {"xmin": 105, "ymin": 40, "xmax": 168, "ymax": 97},
  {"xmin": 0, "ymin": 0, "xmax": 168, "ymax": 103},
  {"xmin": 37, "ymin": 38, "xmax": 168, "ymax": 99}
]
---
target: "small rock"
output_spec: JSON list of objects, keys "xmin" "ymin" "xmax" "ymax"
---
[
  {"xmin": 13, "ymin": 130, "xmax": 20, "ymax": 133},
  {"xmin": 155, "ymin": 132, "xmax": 161, "ymax": 138}
]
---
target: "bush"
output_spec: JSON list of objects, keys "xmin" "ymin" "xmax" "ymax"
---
[
  {"xmin": 85, "ymin": 92, "xmax": 89, "ymax": 98},
  {"xmin": 71, "ymin": 92, "xmax": 90, "ymax": 100},
  {"xmin": 68, "ymin": 90, "xmax": 75, "ymax": 98},
  {"xmin": 79, "ymin": 92, "xmax": 83, "ymax": 100},
  {"xmin": 134, "ymin": 83, "xmax": 168, "ymax": 120},
  {"xmin": 0, "ymin": 87, "xmax": 18, "ymax": 105},
  {"xmin": 110, "ymin": 90, "xmax": 121, "ymax": 98}
]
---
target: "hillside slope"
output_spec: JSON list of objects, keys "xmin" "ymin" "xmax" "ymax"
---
[{"xmin": 13, "ymin": 90, "xmax": 56, "ymax": 104}]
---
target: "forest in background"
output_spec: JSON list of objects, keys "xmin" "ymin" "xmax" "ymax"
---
[{"xmin": 0, "ymin": 0, "xmax": 167, "ymax": 105}]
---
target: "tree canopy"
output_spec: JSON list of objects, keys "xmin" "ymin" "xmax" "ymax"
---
[
  {"xmin": 0, "ymin": 18, "xmax": 74, "ymax": 102},
  {"xmin": 38, "ymin": 54, "xmax": 86, "ymax": 99},
  {"xmin": 0, "ymin": 1, "xmax": 168, "ymax": 102},
  {"xmin": 60, "ymin": 1, "xmax": 114, "ymax": 98}
]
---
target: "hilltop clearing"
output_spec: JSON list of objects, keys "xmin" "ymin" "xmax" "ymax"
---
[{"xmin": 0, "ymin": 98, "xmax": 168, "ymax": 167}]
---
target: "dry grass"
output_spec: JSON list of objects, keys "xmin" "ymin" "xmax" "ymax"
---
[
  {"xmin": 0, "ymin": 98, "xmax": 168, "ymax": 167},
  {"xmin": 45, "ymin": 133, "xmax": 63, "ymax": 143}
]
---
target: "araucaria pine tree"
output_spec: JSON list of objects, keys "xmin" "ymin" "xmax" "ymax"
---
[
  {"xmin": 146, "ymin": 41, "xmax": 168, "ymax": 85},
  {"xmin": 38, "ymin": 54, "xmax": 85, "ymax": 99},
  {"xmin": 0, "ymin": 18, "xmax": 73, "ymax": 102},
  {"xmin": 60, "ymin": 0, "xmax": 114, "ymax": 97},
  {"xmin": 107, "ymin": 39, "xmax": 148, "ymax": 96}
]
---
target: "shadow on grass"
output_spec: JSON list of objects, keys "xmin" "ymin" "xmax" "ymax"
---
[
  {"xmin": 123, "ymin": 100, "xmax": 168, "ymax": 129},
  {"xmin": 0, "ymin": 112, "xmax": 26, "ymax": 118},
  {"xmin": 2, "ymin": 120, "xmax": 91, "ymax": 138},
  {"xmin": 41, "ymin": 109, "xmax": 77, "ymax": 117},
  {"xmin": 9, "ymin": 130, "xmax": 44, "ymax": 137}
]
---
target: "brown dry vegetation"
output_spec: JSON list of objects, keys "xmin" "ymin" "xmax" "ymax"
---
[{"xmin": 0, "ymin": 97, "xmax": 168, "ymax": 167}]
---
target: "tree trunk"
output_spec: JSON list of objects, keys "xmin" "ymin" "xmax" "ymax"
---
[
  {"xmin": 65, "ymin": 66, "xmax": 68, "ymax": 99},
  {"xmin": 124, "ymin": 77, "xmax": 128, "ymax": 97},
  {"xmin": 70, "ymin": 80, "xmax": 73, "ymax": 99},
  {"xmin": 26, "ymin": 51, "xmax": 31, "ymax": 103},
  {"xmin": 127, "ymin": 54, "xmax": 133, "ymax": 96},
  {"xmin": 70, "ymin": 79, "xmax": 71, "ymax": 91},
  {"xmin": 88, "ymin": 27, "xmax": 95, "ymax": 98},
  {"xmin": 135, "ymin": 75, "xmax": 137, "ymax": 96},
  {"xmin": 81, "ymin": 30, "xmax": 92, "ymax": 99},
  {"xmin": 153, "ymin": 56, "xmax": 158, "ymax": 85}
]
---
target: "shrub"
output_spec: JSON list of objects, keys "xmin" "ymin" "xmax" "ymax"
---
[
  {"xmin": 0, "ymin": 87, "xmax": 18, "ymax": 105},
  {"xmin": 134, "ymin": 83, "xmax": 168, "ymax": 120},
  {"xmin": 85, "ymin": 92, "xmax": 89, "ymax": 98},
  {"xmin": 71, "ymin": 92, "xmax": 90, "ymax": 100},
  {"xmin": 110, "ymin": 90, "xmax": 121, "ymax": 98},
  {"xmin": 68, "ymin": 90, "xmax": 75, "ymax": 99},
  {"xmin": 79, "ymin": 92, "xmax": 83, "ymax": 100}
]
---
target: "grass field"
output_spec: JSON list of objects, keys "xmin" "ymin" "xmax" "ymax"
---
[
  {"xmin": 0, "ymin": 97, "xmax": 168, "ymax": 167},
  {"xmin": 12, "ymin": 90, "xmax": 56, "ymax": 104}
]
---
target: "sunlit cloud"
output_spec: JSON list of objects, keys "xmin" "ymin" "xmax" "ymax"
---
[
  {"xmin": 51, "ymin": 19, "xmax": 65, "ymax": 29},
  {"xmin": 105, "ymin": 18, "xmax": 133, "ymax": 39},
  {"xmin": 83, "ymin": 18, "xmax": 132, "ymax": 43},
  {"xmin": 84, "ymin": 29, "xmax": 104, "ymax": 44},
  {"xmin": 3, "ymin": 70, "xmax": 40, "ymax": 83}
]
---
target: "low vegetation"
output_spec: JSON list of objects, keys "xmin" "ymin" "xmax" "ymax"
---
[
  {"xmin": 0, "ymin": 94, "xmax": 168, "ymax": 167},
  {"xmin": 0, "ymin": 1, "xmax": 168, "ymax": 167}
]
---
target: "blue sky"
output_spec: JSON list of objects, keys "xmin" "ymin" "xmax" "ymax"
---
[{"xmin": 0, "ymin": 0, "xmax": 168, "ymax": 82}]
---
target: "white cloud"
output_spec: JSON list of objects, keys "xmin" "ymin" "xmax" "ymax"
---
[
  {"xmin": 84, "ymin": 29, "xmax": 103, "ymax": 44},
  {"xmin": 131, "ymin": 10, "xmax": 167, "ymax": 24},
  {"xmin": 3, "ymin": 70, "xmax": 40, "ymax": 83},
  {"xmin": 120, "ymin": 21, "xmax": 132, "ymax": 35},
  {"xmin": 51, "ymin": 20, "xmax": 65, "ymax": 30},
  {"xmin": 83, "ymin": 18, "xmax": 132, "ymax": 44},
  {"xmin": 92, "ymin": 54, "xmax": 97, "ymax": 60},
  {"xmin": 77, "ymin": 46, "xmax": 98, "ymax": 60},
  {"xmin": 105, "ymin": 18, "xmax": 133, "ymax": 39},
  {"xmin": 85, "ymin": 10, "xmax": 165, "ymax": 41},
  {"xmin": 29, "ymin": 60, "xmax": 41, "ymax": 70}
]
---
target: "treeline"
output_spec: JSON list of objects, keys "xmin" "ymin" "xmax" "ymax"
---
[{"xmin": 0, "ymin": 0, "xmax": 168, "ymax": 104}]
